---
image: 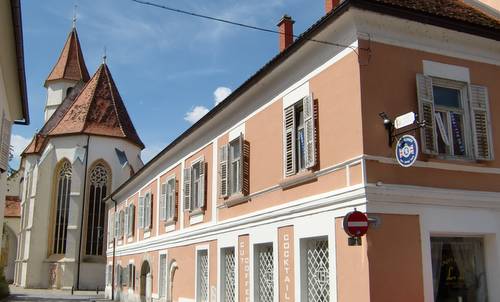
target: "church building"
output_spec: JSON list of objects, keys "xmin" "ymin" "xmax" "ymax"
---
[{"xmin": 15, "ymin": 24, "xmax": 144, "ymax": 290}]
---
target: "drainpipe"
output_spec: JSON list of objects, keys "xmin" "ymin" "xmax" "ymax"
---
[
  {"xmin": 110, "ymin": 196, "xmax": 117, "ymax": 301},
  {"xmin": 76, "ymin": 135, "xmax": 90, "ymax": 290}
]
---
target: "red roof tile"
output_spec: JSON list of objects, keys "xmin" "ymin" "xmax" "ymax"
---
[
  {"xmin": 48, "ymin": 64, "xmax": 144, "ymax": 149},
  {"xmin": 45, "ymin": 27, "xmax": 90, "ymax": 87}
]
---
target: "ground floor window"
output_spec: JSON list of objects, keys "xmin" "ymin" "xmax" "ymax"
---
[
  {"xmin": 255, "ymin": 243, "xmax": 274, "ymax": 302},
  {"xmin": 301, "ymin": 237, "xmax": 329, "ymax": 302},
  {"xmin": 159, "ymin": 254, "xmax": 167, "ymax": 297},
  {"xmin": 431, "ymin": 237, "xmax": 488, "ymax": 302},
  {"xmin": 197, "ymin": 249, "xmax": 209, "ymax": 302},
  {"xmin": 221, "ymin": 247, "xmax": 235, "ymax": 302},
  {"xmin": 128, "ymin": 263, "xmax": 136, "ymax": 290}
]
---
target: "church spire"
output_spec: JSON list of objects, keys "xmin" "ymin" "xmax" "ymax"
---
[{"xmin": 44, "ymin": 25, "xmax": 90, "ymax": 87}]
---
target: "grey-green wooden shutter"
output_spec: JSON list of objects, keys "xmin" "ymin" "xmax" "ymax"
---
[
  {"xmin": 416, "ymin": 74, "xmax": 438, "ymax": 155},
  {"xmin": 160, "ymin": 183, "xmax": 167, "ymax": 221},
  {"xmin": 237, "ymin": 134, "xmax": 244, "ymax": 194},
  {"xmin": 284, "ymin": 105, "xmax": 296, "ymax": 176},
  {"xmin": 124, "ymin": 207, "xmax": 129, "ymax": 238},
  {"xmin": 138, "ymin": 196, "xmax": 144, "ymax": 229},
  {"xmin": 198, "ymin": 160, "xmax": 206, "ymax": 209},
  {"xmin": 303, "ymin": 94, "xmax": 316, "ymax": 168},
  {"xmin": 183, "ymin": 167, "xmax": 191, "ymax": 211},
  {"xmin": 242, "ymin": 138, "xmax": 250, "ymax": 196},
  {"xmin": 129, "ymin": 204, "xmax": 135, "ymax": 236},
  {"xmin": 0, "ymin": 116, "xmax": 11, "ymax": 172},
  {"xmin": 219, "ymin": 144, "xmax": 229, "ymax": 198},
  {"xmin": 470, "ymin": 85, "xmax": 494, "ymax": 160},
  {"xmin": 167, "ymin": 177, "xmax": 176, "ymax": 219},
  {"xmin": 108, "ymin": 213, "xmax": 114, "ymax": 242},
  {"xmin": 114, "ymin": 214, "xmax": 119, "ymax": 238}
]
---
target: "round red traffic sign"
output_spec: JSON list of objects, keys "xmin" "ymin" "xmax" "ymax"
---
[{"xmin": 343, "ymin": 210, "xmax": 369, "ymax": 237}]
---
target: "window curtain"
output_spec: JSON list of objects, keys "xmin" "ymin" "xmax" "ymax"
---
[
  {"xmin": 431, "ymin": 241, "xmax": 443, "ymax": 300},
  {"xmin": 450, "ymin": 241, "xmax": 487, "ymax": 302}
]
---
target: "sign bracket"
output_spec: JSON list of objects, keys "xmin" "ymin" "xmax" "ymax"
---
[{"xmin": 379, "ymin": 112, "xmax": 426, "ymax": 147}]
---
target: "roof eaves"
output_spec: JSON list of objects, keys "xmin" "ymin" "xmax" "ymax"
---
[{"xmin": 10, "ymin": 0, "xmax": 29, "ymax": 125}]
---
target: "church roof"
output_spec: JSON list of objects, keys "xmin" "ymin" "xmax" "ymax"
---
[
  {"xmin": 44, "ymin": 27, "xmax": 90, "ymax": 87},
  {"xmin": 47, "ymin": 63, "xmax": 144, "ymax": 149}
]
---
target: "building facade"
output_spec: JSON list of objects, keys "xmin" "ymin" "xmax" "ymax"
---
[
  {"xmin": 0, "ymin": 0, "xmax": 29, "ymax": 276},
  {"xmin": 15, "ymin": 25, "xmax": 144, "ymax": 290},
  {"xmin": 105, "ymin": 1, "xmax": 500, "ymax": 302}
]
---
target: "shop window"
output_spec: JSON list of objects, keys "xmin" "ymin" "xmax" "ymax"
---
[
  {"xmin": 254, "ymin": 244, "xmax": 274, "ymax": 302},
  {"xmin": 221, "ymin": 247, "xmax": 235, "ymax": 302},
  {"xmin": 300, "ymin": 237, "xmax": 329, "ymax": 302},
  {"xmin": 431, "ymin": 237, "xmax": 488, "ymax": 302}
]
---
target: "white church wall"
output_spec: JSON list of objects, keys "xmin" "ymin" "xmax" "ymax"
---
[{"xmin": 45, "ymin": 81, "xmax": 75, "ymax": 122}]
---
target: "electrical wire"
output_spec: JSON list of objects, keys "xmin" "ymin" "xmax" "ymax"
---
[{"xmin": 130, "ymin": 0, "xmax": 358, "ymax": 53}]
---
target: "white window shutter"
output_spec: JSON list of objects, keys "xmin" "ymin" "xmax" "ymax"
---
[
  {"xmin": 416, "ymin": 74, "xmax": 438, "ymax": 155},
  {"xmin": 219, "ymin": 144, "xmax": 229, "ymax": 198},
  {"xmin": 303, "ymin": 94, "xmax": 316, "ymax": 169},
  {"xmin": 198, "ymin": 161, "xmax": 206, "ymax": 209},
  {"xmin": 284, "ymin": 105, "xmax": 296, "ymax": 176},
  {"xmin": 470, "ymin": 85, "xmax": 494, "ymax": 160},
  {"xmin": 183, "ymin": 167, "xmax": 191, "ymax": 211},
  {"xmin": 0, "ymin": 116, "xmax": 11, "ymax": 172},
  {"xmin": 138, "ymin": 196, "xmax": 144, "ymax": 229},
  {"xmin": 160, "ymin": 183, "xmax": 167, "ymax": 221},
  {"xmin": 124, "ymin": 207, "xmax": 129, "ymax": 238}
]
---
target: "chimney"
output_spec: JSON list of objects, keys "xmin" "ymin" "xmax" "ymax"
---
[
  {"xmin": 277, "ymin": 15, "xmax": 294, "ymax": 52},
  {"xmin": 325, "ymin": 0, "xmax": 341, "ymax": 13}
]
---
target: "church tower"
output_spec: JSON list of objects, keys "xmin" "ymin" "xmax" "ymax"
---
[
  {"xmin": 15, "ymin": 24, "xmax": 144, "ymax": 291},
  {"xmin": 43, "ymin": 26, "xmax": 89, "ymax": 121}
]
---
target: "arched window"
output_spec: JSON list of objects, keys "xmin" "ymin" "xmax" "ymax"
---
[
  {"xmin": 53, "ymin": 160, "xmax": 72, "ymax": 254},
  {"xmin": 86, "ymin": 162, "xmax": 110, "ymax": 256}
]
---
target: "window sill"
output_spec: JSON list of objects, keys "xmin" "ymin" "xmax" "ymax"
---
[
  {"xmin": 189, "ymin": 212, "xmax": 204, "ymax": 225},
  {"xmin": 279, "ymin": 170, "xmax": 317, "ymax": 190},
  {"xmin": 127, "ymin": 235, "xmax": 134, "ymax": 243},
  {"xmin": 222, "ymin": 194, "xmax": 251, "ymax": 208},
  {"xmin": 44, "ymin": 255, "xmax": 75, "ymax": 263},
  {"xmin": 143, "ymin": 230, "xmax": 151, "ymax": 238}
]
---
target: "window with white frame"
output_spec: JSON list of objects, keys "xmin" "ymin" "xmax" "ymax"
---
[
  {"xmin": 128, "ymin": 263, "xmax": 136, "ymax": 290},
  {"xmin": 219, "ymin": 134, "xmax": 249, "ymax": 198},
  {"xmin": 184, "ymin": 160, "xmax": 206, "ymax": 212},
  {"xmin": 161, "ymin": 176, "xmax": 177, "ymax": 222},
  {"xmin": 300, "ymin": 237, "xmax": 329, "ymax": 302},
  {"xmin": 417, "ymin": 74, "xmax": 493, "ymax": 160},
  {"xmin": 284, "ymin": 95, "xmax": 316, "ymax": 176},
  {"xmin": 121, "ymin": 265, "xmax": 129, "ymax": 287},
  {"xmin": 431, "ymin": 237, "xmax": 488, "ymax": 302},
  {"xmin": 196, "ymin": 249, "xmax": 209, "ymax": 302},
  {"xmin": 159, "ymin": 254, "xmax": 167, "ymax": 297},
  {"xmin": 0, "ymin": 114, "xmax": 12, "ymax": 172},
  {"xmin": 221, "ymin": 247, "xmax": 235, "ymax": 302},
  {"xmin": 118, "ymin": 210, "xmax": 125, "ymax": 239},
  {"xmin": 139, "ymin": 192, "xmax": 153, "ymax": 230}
]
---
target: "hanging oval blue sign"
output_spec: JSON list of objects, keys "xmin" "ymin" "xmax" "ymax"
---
[{"xmin": 395, "ymin": 135, "xmax": 418, "ymax": 167}]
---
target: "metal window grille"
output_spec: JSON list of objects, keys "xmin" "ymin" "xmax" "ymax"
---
[
  {"xmin": 306, "ymin": 239, "xmax": 329, "ymax": 302},
  {"xmin": 198, "ymin": 250, "xmax": 209, "ymax": 302},
  {"xmin": 53, "ymin": 161, "xmax": 72, "ymax": 254},
  {"xmin": 256, "ymin": 245, "xmax": 274, "ymax": 302},
  {"xmin": 222, "ymin": 248, "xmax": 235, "ymax": 302}
]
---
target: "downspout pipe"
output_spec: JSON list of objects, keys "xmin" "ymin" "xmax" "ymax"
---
[
  {"xmin": 76, "ymin": 135, "xmax": 90, "ymax": 290},
  {"xmin": 110, "ymin": 196, "xmax": 117, "ymax": 301}
]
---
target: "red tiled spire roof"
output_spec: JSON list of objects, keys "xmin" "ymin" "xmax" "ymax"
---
[
  {"xmin": 48, "ymin": 63, "xmax": 144, "ymax": 149},
  {"xmin": 44, "ymin": 27, "xmax": 90, "ymax": 87}
]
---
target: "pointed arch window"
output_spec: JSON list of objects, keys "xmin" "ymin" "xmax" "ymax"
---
[
  {"xmin": 53, "ymin": 160, "xmax": 72, "ymax": 255},
  {"xmin": 86, "ymin": 162, "xmax": 110, "ymax": 256}
]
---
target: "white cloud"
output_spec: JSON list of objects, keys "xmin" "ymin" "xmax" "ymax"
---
[
  {"xmin": 11, "ymin": 134, "xmax": 31, "ymax": 158},
  {"xmin": 184, "ymin": 106, "xmax": 209, "ymax": 124},
  {"xmin": 214, "ymin": 86, "xmax": 232, "ymax": 105}
]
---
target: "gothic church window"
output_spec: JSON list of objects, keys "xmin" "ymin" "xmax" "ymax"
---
[
  {"xmin": 86, "ymin": 162, "xmax": 110, "ymax": 256},
  {"xmin": 52, "ymin": 160, "xmax": 72, "ymax": 255}
]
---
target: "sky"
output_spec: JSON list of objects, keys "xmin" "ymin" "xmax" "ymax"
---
[{"xmin": 11, "ymin": 0, "xmax": 325, "ymax": 169}]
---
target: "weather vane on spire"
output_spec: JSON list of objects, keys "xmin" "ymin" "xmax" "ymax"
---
[
  {"xmin": 103, "ymin": 46, "xmax": 107, "ymax": 64},
  {"xmin": 72, "ymin": 4, "xmax": 78, "ymax": 28}
]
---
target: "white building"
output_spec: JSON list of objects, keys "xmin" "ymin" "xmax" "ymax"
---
[{"xmin": 15, "ymin": 25, "xmax": 144, "ymax": 290}]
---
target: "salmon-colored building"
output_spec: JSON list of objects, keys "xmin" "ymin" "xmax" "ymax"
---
[{"xmin": 105, "ymin": 1, "xmax": 500, "ymax": 301}]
